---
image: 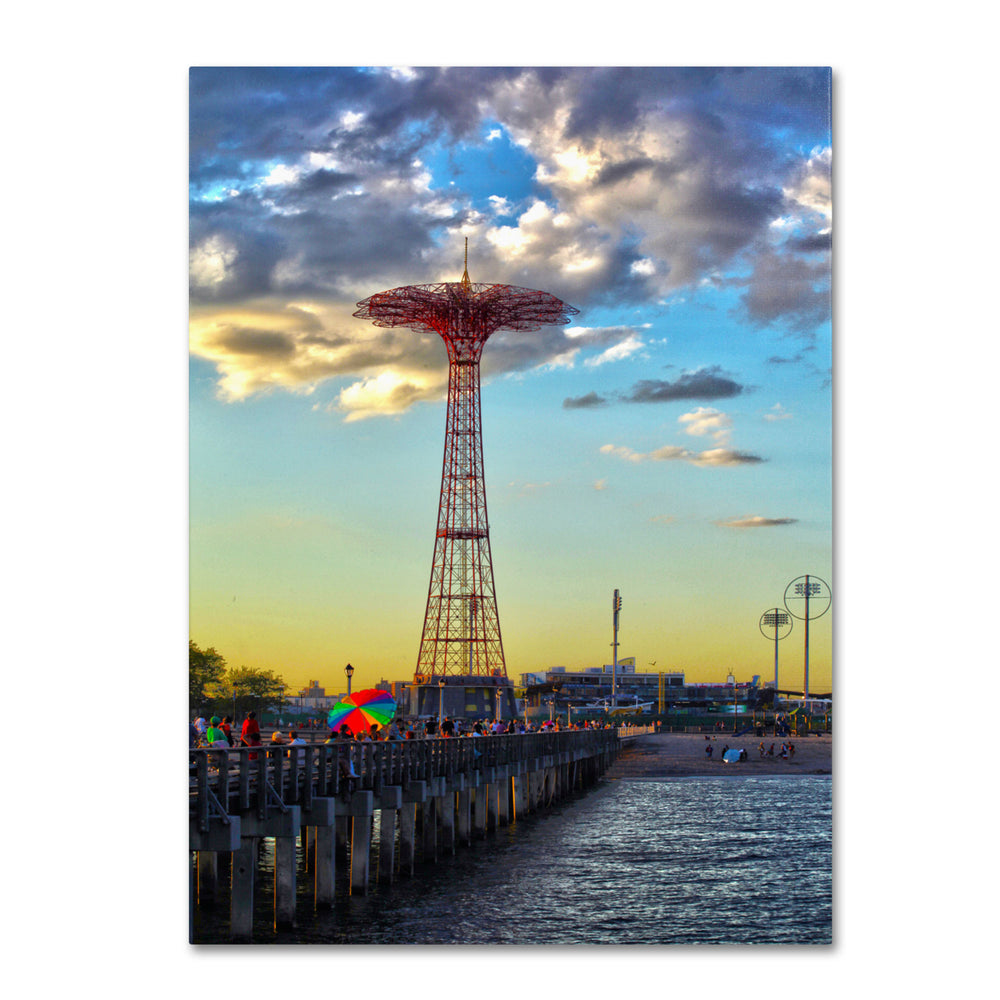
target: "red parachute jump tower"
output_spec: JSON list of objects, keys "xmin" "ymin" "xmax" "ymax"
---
[{"xmin": 354, "ymin": 243, "xmax": 578, "ymax": 719}]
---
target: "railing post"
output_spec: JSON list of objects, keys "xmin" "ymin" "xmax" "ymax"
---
[{"xmin": 196, "ymin": 752, "xmax": 209, "ymax": 832}]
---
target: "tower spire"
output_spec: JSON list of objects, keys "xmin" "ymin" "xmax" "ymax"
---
[{"xmin": 461, "ymin": 237, "xmax": 470, "ymax": 288}]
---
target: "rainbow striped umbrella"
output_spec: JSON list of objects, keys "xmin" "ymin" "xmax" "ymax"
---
[{"xmin": 328, "ymin": 689, "xmax": 397, "ymax": 736}]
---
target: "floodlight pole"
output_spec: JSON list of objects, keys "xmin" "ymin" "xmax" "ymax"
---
[
  {"xmin": 804, "ymin": 574, "xmax": 811, "ymax": 702},
  {"xmin": 783, "ymin": 575, "xmax": 831, "ymax": 714},
  {"xmin": 611, "ymin": 589, "xmax": 622, "ymax": 707}
]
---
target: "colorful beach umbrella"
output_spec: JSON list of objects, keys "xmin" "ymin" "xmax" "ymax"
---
[{"xmin": 327, "ymin": 689, "xmax": 397, "ymax": 736}]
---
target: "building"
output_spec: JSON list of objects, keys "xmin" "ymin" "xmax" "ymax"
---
[{"xmin": 519, "ymin": 664, "xmax": 786, "ymax": 716}]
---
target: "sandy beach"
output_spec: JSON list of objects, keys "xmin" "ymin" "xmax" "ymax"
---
[{"xmin": 608, "ymin": 730, "xmax": 832, "ymax": 778}]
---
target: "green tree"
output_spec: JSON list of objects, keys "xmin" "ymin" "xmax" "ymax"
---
[
  {"xmin": 189, "ymin": 640, "xmax": 227, "ymax": 712},
  {"xmin": 207, "ymin": 665, "xmax": 288, "ymax": 720}
]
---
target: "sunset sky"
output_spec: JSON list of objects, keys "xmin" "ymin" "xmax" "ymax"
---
[{"xmin": 189, "ymin": 67, "xmax": 832, "ymax": 695}]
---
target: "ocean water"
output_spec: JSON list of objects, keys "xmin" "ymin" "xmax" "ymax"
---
[{"xmin": 192, "ymin": 775, "xmax": 832, "ymax": 945}]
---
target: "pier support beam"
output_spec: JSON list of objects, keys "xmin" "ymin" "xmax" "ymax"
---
[
  {"xmin": 473, "ymin": 785, "xmax": 488, "ymax": 838},
  {"xmin": 315, "ymin": 825, "xmax": 336, "ymax": 907},
  {"xmin": 421, "ymin": 798, "xmax": 438, "ymax": 863},
  {"xmin": 230, "ymin": 837, "xmax": 258, "ymax": 941},
  {"xmin": 515, "ymin": 773, "xmax": 530, "ymax": 816},
  {"xmin": 349, "ymin": 792, "xmax": 374, "ymax": 895},
  {"xmin": 197, "ymin": 851, "xmax": 218, "ymax": 907},
  {"xmin": 497, "ymin": 777, "xmax": 510, "ymax": 825},
  {"xmin": 274, "ymin": 836, "xmax": 297, "ymax": 929},
  {"xmin": 438, "ymin": 793, "xmax": 455, "ymax": 855},
  {"xmin": 486, "ymin": 782, "xmax": 499, "ymax": 831},
  {"xmin": 379, "ymin": 808, "xmax": 397, "ymax": 883},
  {"xmin": 456, "ymin": 788, "xmax": 472, "ymax": 845},
  {"xmin": 398, "ymin": 802, "xmax": 416, "ymax": 876}
]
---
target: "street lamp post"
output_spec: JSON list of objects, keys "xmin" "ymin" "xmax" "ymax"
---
[
  {"xmin": 345, "ymin": 662, "xmax": 355, "ymax": 698},
  {"xmin": 438, "ymin": 679, "xmax": 445, "ymax": 729}
]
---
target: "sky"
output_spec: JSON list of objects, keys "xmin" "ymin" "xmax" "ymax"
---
[{"xmin": 189, "ymin": 66, "xmax": 833, "ymax": 696}]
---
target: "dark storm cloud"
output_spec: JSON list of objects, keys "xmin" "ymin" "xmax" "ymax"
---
[
  {"xmin": 624, "ymin": 367, "xmax": 746, "ymax": 403},
  {"xmin": 787, "ymin": 232, "xmax": 832, "ymax": 253}
]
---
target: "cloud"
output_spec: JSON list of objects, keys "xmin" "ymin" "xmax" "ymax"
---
[
  {"xmin": 583, "ymin": 333, "xmax": 644, "ymax": 367},
  {"xmin": 679, "ymin": 407, "xmax": 732, "ymax": 443},
  {"xmin": 763, "ymin": 403, "xmax": 792, "ymax": 422},
  {"xmin": 335, "ymin": 371, "xmax": 436, "ymax": 422},
  {"xmin": 716, "ymin": 515, "xmax": 798, "ymax": 528},
  {"xmin": 691, "ymin": 448, "xmax": 764, "ymax": 467},
  {"xmin": 600, "ymin": 443, "xmax": 763, "ymax": 467},
  {"xmin": 734, "ymin": 248, "xmax": 831, "ymax": 334},
  {"xmin": 189, "ymin": 68, "xmax": 831, "ymax": 409},
  {"xmin": 624, "ymin": 367, "xmax": 746, "ymax": 403},
  {"xmin": 563, "ymin": 392, "xmax": 608, "ymax": 409}
]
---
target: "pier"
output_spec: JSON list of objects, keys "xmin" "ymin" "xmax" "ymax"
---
[{"xmin": 190, "ymin": 727, "xmax": 653, "ymax": 940}]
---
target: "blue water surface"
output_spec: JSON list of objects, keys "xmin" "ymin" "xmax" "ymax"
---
[{"xmin": 192, "ymin": 775, "xmax": 831, "ymax": 946}]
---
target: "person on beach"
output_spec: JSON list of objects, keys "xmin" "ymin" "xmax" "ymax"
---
[
  {"xmin": 271, "ymin": 730, "xmax": 286, "ymax": 746},
  {"xmin": 194, "ymin": 716, "xmax": 207, "ymax": 737},
  {"xmin": 759, "ymin": 742, "xmax": 766, "ymax": 758},
  {"xmin": 705, "ymin": 743, "xmax": 713, "ymax": 759},
  {"xmin": 768, "ymin": 743, "xmax": 775, "ymax": 756},
  {"xmin": 220, "ymin": 715, "xmax": 234, "ymax": 746}
]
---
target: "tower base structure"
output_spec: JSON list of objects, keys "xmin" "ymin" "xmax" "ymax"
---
[{"xmin": 407, "ymin": 674, "xmax": 518, "ymax": 722}]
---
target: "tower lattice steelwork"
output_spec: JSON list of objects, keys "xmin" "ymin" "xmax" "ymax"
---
[{"xmin": 354, "ymin": 246, "xmax": 578, "ymax": 682}]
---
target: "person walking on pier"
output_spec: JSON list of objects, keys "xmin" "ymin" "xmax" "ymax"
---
[
  {"xmin": 240, "ymin": 711, "xmax": 260, "ymax": 745},
  {"xmin": 288, "ymin": 730, "xmax": 307, "ymax": 764},
  {"xmin": 205, "ymin": 717, "xmax": 229, "ymax": 748}
]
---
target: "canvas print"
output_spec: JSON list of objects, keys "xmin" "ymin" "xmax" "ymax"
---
[{"xmin": 189, "ymin": 66, "xmax": 833, "ymax": 944}]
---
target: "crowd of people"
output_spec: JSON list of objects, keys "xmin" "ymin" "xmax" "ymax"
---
[
  {"xmin": 702, "ymin": 735, "xmax": 796, "ymax": 762},
  {"xmin": 191, "ymin": 711, "xmax": 616, "ymax": 750}
]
